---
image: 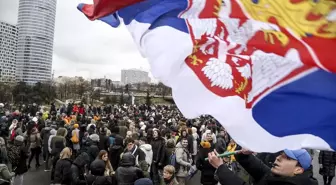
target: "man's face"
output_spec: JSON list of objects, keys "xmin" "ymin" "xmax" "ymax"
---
[
  {"xmin": 182, "ymin": 140, "xmax": 188, "ymax": 148},
  {"xmin": 127, "ymin": 142, "xmax": 134, "ymax": 151},
  {"xmin": 271, "ymin": 152, "xmax": 304, "ymax": 177},
  {"xmin": 153, "ymin": 131, "xmax": 158, "ymax": 138},
  {"xmin": 206, "ymin": 133, "xmax": 213, "ymax": 141}
]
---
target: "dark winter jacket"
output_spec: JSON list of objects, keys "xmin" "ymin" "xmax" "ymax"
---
[
  {"xmin": 115, "ymin": 153, "xmax": 144, "ymax": 185},
  {"xmin": 109, "ymin": 137, "xmax": 124, "ymax": 170},
  {"xmin": 9, "ymin": 140, "xmax": 28, "ymax": 175},
  {"xmin": 87, "ymin": 141, "xmax": 100, "ymax": 164},
  {"xmin": 54, "ymin": 158, "xmax": 73, "ymax": 185},
  {"xmin": 196, "ymin": 142, "xmax": 218, "ymax": 185},
  {"xmin": 86, "ymin": 159, "xmax": 113, "ymax": 185},
  {"xmin": 41, "ymin": 127, "xmax": 52, "ymax": 150},
  {"xmin": 215, "ymin": 135, "xmax": 227, "ymax": 154},
  {"xmin": 319, "ymin": 151, "xmax": 336, "ymax": 177},
  {"xmin": 150, "ymin": 137, "xmax": 166, "ymax": 168},
  {"xmin": 98, "ymin": 134, "xmax": 110, "ymax": 151},
  {"xmin": 71, "ymin": 152, "xmax": 90, "ymax": 185}
]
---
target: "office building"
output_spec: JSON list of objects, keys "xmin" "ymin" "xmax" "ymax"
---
[
  {"xmin": 16, "ymin": 0, "xmax": 57, "ymax": 84},
  {"xmin": 0, "ymin": 22, "xmax": 18, "ymax": 83},
  {"xmin": 91, "ymin": 78, "xmax": 113, "ymax": 91},
  {"xmin": 121, "ymin": 69, "xmax": 150, "ymax": 84}
]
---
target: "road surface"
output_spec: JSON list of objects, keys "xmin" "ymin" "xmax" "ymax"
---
[{"xmin": 21, "ymin": 151, "xmax": 332, "ymax": 185}]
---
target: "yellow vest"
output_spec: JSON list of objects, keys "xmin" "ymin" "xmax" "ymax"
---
[{"xmin": 227, "ymin": 144, "xmax": 237, "ymax": 162}]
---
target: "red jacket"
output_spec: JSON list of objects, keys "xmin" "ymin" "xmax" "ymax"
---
[
  {"xmin": 79, "ymin": 107, "xmax": 85, "ymax": 115},
  {"xmin": 73, "ymin": 105, "xmax": 79, "ymax": 113}
]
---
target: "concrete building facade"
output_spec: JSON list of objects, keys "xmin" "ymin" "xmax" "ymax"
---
[
  {"xmin": 0, "ymin": 22, "xmax": 18, "ymax": 83},
  {"xmin": 121, "ymin": 69, "xmax": 150, "ymax": 85}
]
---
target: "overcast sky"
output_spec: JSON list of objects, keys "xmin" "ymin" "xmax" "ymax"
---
[{"xmin": 0, "ymin": 0, "xmax": 151, "ymax": 81}]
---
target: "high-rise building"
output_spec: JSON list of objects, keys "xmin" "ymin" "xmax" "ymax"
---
[
  {"xmin": 0, "ymin": 22, "xmax": 18, "ymax": 83},
  {"xmin": 16, "ymin": 0, "xmax": 57, "ymax": 84},
  {"xmin": 121, "ymin": 69, "xmax": 151, "ymax": 85}
]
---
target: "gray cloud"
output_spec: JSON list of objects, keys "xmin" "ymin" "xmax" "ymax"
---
[{"xmin": 0, "ymin": 0, "xmax": 19, "ymax": 25}]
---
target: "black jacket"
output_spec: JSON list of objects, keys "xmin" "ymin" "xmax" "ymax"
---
[
  {"xmin": 215, "ymin": 135, "xmax": 227, "ymax": 154},
  {"xmin": 87, "ymin": 142, "xmax": 100, "ymax": 164},
  {"xmin": 98, "ymin": 135, "xmax": 110, "ymax": 151},
  {"xmin": 85, "ymin": 175, "xmax": 113, "ymax": 185},
  {"xmin": 54, "ymin": 158, "xmax": 73, "ymax": 185},
  {"xmin": 115, "ymin": 153, "xmax": 144, "ymax": 185},
  {"xmin": 41, "ymin": 127, "xmax": 52, "ymax": 150},
  {"xmin": 71, "ymin": 152, "xmax": 90, "ymax": 185},
  {"xmin": 109, "ymin": 137, "xmax": 124, "ymax": 170},
  {"xmin": 196, "ymin": 142, "xmax": 218, "ymax": 185},
  {"xmin": 86, "ymin": 159, "xmax": 114, "ymax": 185},
  {"xmin": 215, "ymin": 153, "xmax": 318, "ymax": 185},
  {"xmin": 10, "ymin": 141, "xmax": 28, "ymax": 175},
  {"xmin": 150, "ymin": 137, "xmax": 166, "ymax": 167}
]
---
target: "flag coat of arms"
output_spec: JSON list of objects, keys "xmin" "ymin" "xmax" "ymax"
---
[{"xmin": 78, "ymin": 0, "xmax": 336, "ymax": 152}]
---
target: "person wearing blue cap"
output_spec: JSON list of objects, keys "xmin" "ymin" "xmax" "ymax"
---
[{"xmin": 208, "ymin": 148, "xmax": 318, "ymax": 185}]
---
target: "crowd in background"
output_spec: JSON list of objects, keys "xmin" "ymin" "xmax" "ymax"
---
[{"xmin": 0, "ymin": 102, "xmax": 335, "ymax": 185}]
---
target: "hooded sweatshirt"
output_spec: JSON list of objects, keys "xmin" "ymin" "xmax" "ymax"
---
[
  {"xmin": 48, "ymin": 129, "xmax": 57, "ymax": 153},
  {"xmin": 139, "ymin": 144, "xmax": 153, "ymax": 172}
]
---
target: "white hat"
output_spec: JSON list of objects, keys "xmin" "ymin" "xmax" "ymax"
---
[{"xmin": 32, "ymin": 117, "xmax": 38, "ymax": 122}]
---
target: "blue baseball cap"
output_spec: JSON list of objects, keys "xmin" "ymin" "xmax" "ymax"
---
[{"xmin": 283, "ymin": 149, "xmax": 311, "ymax": 170}]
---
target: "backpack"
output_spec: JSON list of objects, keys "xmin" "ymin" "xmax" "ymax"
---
[
  {"xmin": 71, "ymin": 131, "xmax": 79, "ymax": 144},
  {"xmin": 7, "ymin": 145, "xmax": 20, "ymax": 167},
  {"xmin": 108, "ymin": 136, "xmax": 115, "ymax": 146},
  {"xmin": 169, "ymin": 151, "xmax": 180, "ymax": 173}
]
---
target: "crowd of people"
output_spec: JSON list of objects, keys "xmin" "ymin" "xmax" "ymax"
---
[{"xmin": 0, "ymin": 102, "xmax": 335, "ymax": 185}]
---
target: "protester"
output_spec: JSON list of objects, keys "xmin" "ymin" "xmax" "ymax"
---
[
  {"xmin": 54, "ymin": 147, "xmax": 73, "ymax": 185},
  {"xmin": 71, "ymin": 124, "xmax": 81, "ymax": 156},
  {"xmin": 196, "ymin": 136, "xmax": 217, "ymax": 185},
  {"xmin": 150, "ymin": 128, "xmax": 166, "ymax": 185},
  {"xmin": 28, "ymin": 127, "xmax": 42, "ymax": 169},
  {"xmin": 109, "ymin": 136, "xmax": 124, "ymax": 170},
  {"xmin": 9, "ymin": 136, "xmax": 28, "ymax": 185},
  {"xmin": 71, "ymin": 152, "xmax": 90, "ymax": 185},
  {"xmin": 319, "ymin": 150, "xmax": 336, "ymax": 185},
  {"xmin": 115, "ymin": 153, "xmax": 144, "ymax": 185},
  {"xmin": 208, "ymin": 149, "xmax": 318, "ymax": 185},
  {"xmin": 163, "ymin": 165, "xmax": 179, "ymax": 185},
  {"xmin": 175, "ymin": 138, "xmax": 192, "ymax": 185},
  {"xmin": 124, "ymin": 137, "xmax": 146, "ymax": 166},
  {"xmin": 0, "ymin": 103, "xmax": 327, "ymax": 185},
  {"xmin": 86, "ymin": 159, "xmax": 113, "ymax": 185},
  {"xmin": 135, "ymin": 178, "xmax": 154, "ymax": 185},
  {"xmin": 139, "ymin": 137, "xmax": 153, "ymax": 175},
  {"xmin": 97, "ymin": 150, "xmax": 114, "ymax": 176}
]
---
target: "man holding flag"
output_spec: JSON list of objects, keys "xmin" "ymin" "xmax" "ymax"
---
[{"xmin": 208, "ymin": 149, "xmax": 318, "ymax": 185}]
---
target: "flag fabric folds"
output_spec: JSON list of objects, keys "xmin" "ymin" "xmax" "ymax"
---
[{"xmin": 78, "ymin": 0, "xmax": 336, "ymax": 152}]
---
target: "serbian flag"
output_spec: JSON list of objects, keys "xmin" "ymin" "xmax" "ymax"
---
[{"xmin": 78, "ymin": 0, "xmax": 336, "ymax": 152}]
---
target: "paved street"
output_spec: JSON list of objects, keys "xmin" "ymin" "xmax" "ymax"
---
[{"xmin": 21, "ymin": 151, "xmax": 333, "ymax": 185}]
